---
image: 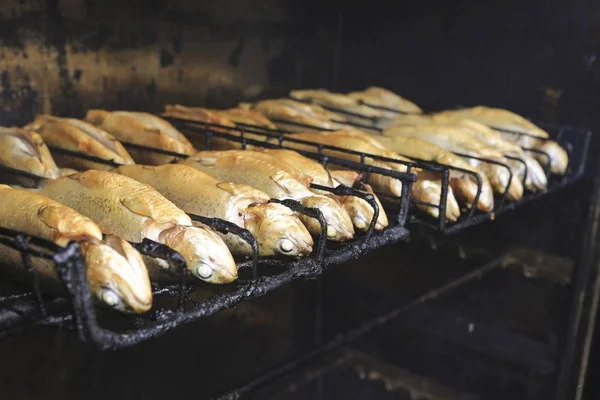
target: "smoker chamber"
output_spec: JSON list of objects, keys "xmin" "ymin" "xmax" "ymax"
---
[
  {"xmin": 0, "ymin": 110, "xmax": 589, "ymax": 349},
  {"xmin": 0, "ymin": 1, "xmax": 599, "ymax": 400}
]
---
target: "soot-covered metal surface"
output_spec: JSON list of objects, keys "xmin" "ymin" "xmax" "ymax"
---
[{"xmin": 0, "ymin": 1, "xmax": 599, "ymax": 400}]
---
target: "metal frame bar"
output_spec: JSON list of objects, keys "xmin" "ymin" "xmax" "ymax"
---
[
  {"xmin": 0, "ymin": 110, "xmax": 592, "ymax": 355},
  {"xmin": 195, "ymin": 114, "xmax": 590, "ymax": 234},
  {"xmin": 0, "ymin": 122, "xmax": 414, "ymax": 349}
]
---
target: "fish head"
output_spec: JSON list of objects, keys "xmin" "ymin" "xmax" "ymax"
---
[
  {"xmin": 413, "ymin": 178, "xmax": 461, "ymax": 222},
  {"xmin": 161, "ymin": 225, "xmax": 237, "ymax": 284},
  {"xmin": 538, "ymin": 140, "xmax": 568, "ymax": 175},
  {"xmin": 338, "ymin": 196, "xmax": 373, "ymax": 232},
  {"xmin": 244, "ymin": 203, "xmax": 313, "ymax": 257},
  {"xmin": 81, "ymin": 237, "xmax": 152, "ymax": 313},
  {"xmin": 487, "ymin": 164, "xmax": 524, "ymax": 201},
  {"xmin": 299, "ymin": 195, "xmax": 355, "ymax": 241},
  {"xmin": 523, "ymin": 155, "xmax": 548, "ymax": 191},
  {"xmin": 338, "ymin": 192, "xmax": 389, "ymax": 232}
]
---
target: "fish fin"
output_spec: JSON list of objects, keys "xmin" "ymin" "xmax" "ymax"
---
[
  {"xmin": 120, "ymin": 196, "xmax": 155, "ymax": 218},
  {"xmin": 329, "ymin": 170, "xmax": 362, "ymax": 187},
  {"xmin": 216, "ymin": 181, "xmax": 245, "ymax": 195},
  {"xmin": 271, "ymin": 170, "xmax": 302, "ymax": 194},
  {"xmin": 37, "ymin": 204, "xmax": 62, "ymax": 231}
]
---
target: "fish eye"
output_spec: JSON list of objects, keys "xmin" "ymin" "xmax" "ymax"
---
[
  {"xmin": 278, "ymin": 239, "xmax": 295, "ymax": 254},
  {"xmin": 195, "ymin": 264, "xmax": 213, "ymax": 280},
  {"xmin": 102, "ymin": 289, "xmax": 123, "ymax": 310}
]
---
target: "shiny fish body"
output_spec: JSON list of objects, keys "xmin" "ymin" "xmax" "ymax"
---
[
  {"xmin": 268, "ymin": 99, "xmax": 348, "ymax": 123},
  {"xmin": 85, "ymin": 110, "xmax": 196, "ymax": 165},
  {"xmin": 0, "ymin": 127, "xmax": 59, "ymax": 179},
  {"xmin": 376, "ymin": 136, "xmax": 494, "ymax": 212},
  {"xmin": 290, "ymin": 89, "xmax": 385, "ymax": 120},
  {"xmin": 162, "ymin": 104, "xmax": 263, "ymax": 151},
  {"xmin": 438, "ymin": 118, "xmax": 548, "ymax": 190},
  {"xmin": 380, "ymin": 114, "xmax": 547, "ymax": 191},
  {"xmin": 437, "ymin": 106, "xmax": 568, "ymax": 175},
  {"xmin": 25, "ymin": 115, "xmax": 134, "ymax": 171},
  {"xmin": 382, "ymin": 125, "xmax": 523, "ymax": 201},
  {"xmin": 116, "ymin": 164, "xmax": 313, "ymax": 257},
  {"xmin": 37, "ymin": 170, "xmax": 237, "ymax": 284},
  {"xmin": 329, "ymin": 170, "xmax": 389, "ymax": 231},
  {"xmin": 0, "ymin": 186, "xmax": 152, "ymax": 313},
  {"xmin": 254, "ymin": 148, "xmax": 388, "ymax": 231},
  {"xmin": 411, "ymin": 170, "xmax": 461, "ymax": 222},
  {"xmin": 283, "ymin": 130, "xmax": 461, "ymax": 220},
  {"xmin": 348, "ymin": 88, "xmax": 422, "ymax": 117},
  {"xmin": 437, "ymin": 106, "xmax": 550, "ymax": 138},
  {"xmin": 216, "ymin": 108, "xmax": 278, "ymax": 129},
  {"xmin": 278, "ymin": 130, "xmax": 407, "ymax": 199},
  {"xmin": 249, "ymin": 100, "xmax": 336, "ymax": 132},
  {"xmin": 179, "ymin": 151, "xmax": 354, "ymax": 241}
]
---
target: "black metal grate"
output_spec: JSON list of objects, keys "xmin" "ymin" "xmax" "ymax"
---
[
  {"xmin": 0, "ymin": 121, "xmax": 415, "ymax": 349},
  {"xmin": 167, "ymin": 114, "xmax": 591, "ymax": 234},
  {"xmin": 0, "ymin": 106, "xmax": 590, "ymax": 349}
]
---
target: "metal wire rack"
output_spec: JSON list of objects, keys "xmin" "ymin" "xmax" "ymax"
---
[
  {"xmin": 0, "ymin": 119, "xmax": 415, "ymax": 349},
  {"xmin": 0, "ymin": 104, "xmax": 591, "ymax": 350},
  {"xmin": 253, "ymin": 100, "xmax": 592, "ymax": 233}
]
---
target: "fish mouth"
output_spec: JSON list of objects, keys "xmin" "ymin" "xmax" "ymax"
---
[
  {"xmin": 121, "ymin": 292, "xmax": 152, "ymax": 313},
  {"xmin": 326, "ymin": 221, "xmax": 355, "ymax": 241},
  {"xmin": 351, "ymin": 214, "xmax": 369, "ymax": 231}
]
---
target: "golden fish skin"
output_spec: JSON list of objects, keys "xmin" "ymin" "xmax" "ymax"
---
[
  {"xmin": 162, "ymin": 104, "xmax": 269, "ymax": 152},
  {"xmin": 116, "ymin": 164, "xmax": 313, "ymax": 258},
  {"xmin": 82, "ymin": 235, "xmax": 152, "ymax": 313},
  {"xmin": 164, "ymin": 104, "xmax": 238, "ymax": 128},
  {"xmin": 257, "ymin": 148, "xmax": 389, "ymax": 232},
  {"xmin": 333, "ymin": 180, "xmax": 389, "ymax": 231},
  {"xmin": 436, "ymin": 118, "xmax": 548, "ymax": 190},
  {"xmin": 179, "ymin": 151, "xmax": 354, "ymax": 241},
  {"xmin": 266, "ymin": 99, "xmax": 348, "ymax": 123},
  {"xmin": 216, "ymin": 108, "xmax": 278, "ymax": 129},
  {"xmin": 383, "ymin": 124, "xmax": 505, "ymax": 160},
  {"xmin": 85, "ymin": 110, "xmax": 196, "ymax": 165},
  {"xmin": 0, "ymin": 186, "xmax": 152, "ymax": 313},
  {"xmin": 289, "ymin": 89, "xmax": 385, "ymax": 120},
  {"xmin": 412, "ymin": 171, "xmax": 461, "ymax": 222},
  {"xmin": 362, "ymin": 86, "xmax": 423, "ymax": 114},
  {"xmin": 0, "ymin": 127, "xmax": 59, "ymax": 179},
  {"xmin": 437, "ymin": 107, "xmax": 569, "ymax": 175},
  {"xmin": 37, "ymin": 170, "xmax": 237, "ymax": 284},
  {"xmin": 437, "ymin": 106, "xmax": 550, "ymax": 138},
  {"xmin": 348, "ymin": 89, "xmax": 422, "ymax": 117},
  {"xmin": 534, "ymin": 140, "xmax": 568, "ymax": 175},
  {"xmin": 382, "ymin": 124, "xmax": 522, "ymax": 199},
  {"xmin": 480, "ymin": 163, "xmax": 524, "ymax": 201},
  {"xmin": 520, "ymin": 154, "xmax": 548, "ymax": 191},
  {"xmin": 0, "ymin": 185, "xmax": 102, "ymax": 246},
  {"xmin": 381, "ymin": 115, "xmax": 547, "ymax": 191},
  {"xmin": 375, "ymin": 135, "xmax": 494, "ymax": 212},
  {"xmin": 249, "ymin": 100, "xmax": 336, "ymax": 132},
  {"xmin": 25, "ymin": 115, "xmax": 134, "ymax": 171},
  {"xmin": 278, "ymin": 131, "xmax": 407, "ymax": 199}
]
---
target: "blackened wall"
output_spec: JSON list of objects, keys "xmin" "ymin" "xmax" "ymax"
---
[
  {"xmin": 0, "ymin": 0, "xmax": 342, "ymax": 125},
  {"xmin": 0, "ymin": 0, "xmax": 597, "ymax": 128},
  {"xmin": 335, "ymin": 0, "xmax": 600, "ymax": 128}
]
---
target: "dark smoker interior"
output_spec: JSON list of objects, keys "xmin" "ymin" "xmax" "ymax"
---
[{"xmin": 0, "ymin": 1, "xmax": 600, "ymax": 399}]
